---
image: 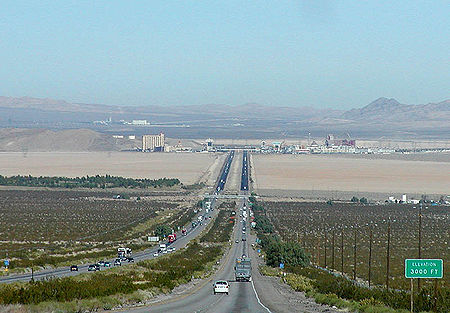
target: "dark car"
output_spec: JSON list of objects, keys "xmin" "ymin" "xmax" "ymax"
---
[
  {"xmin": 70, "ymin": 265, "xmax": 78, "ymax": 271},
  {"xmin": 127, "ymin": 257, "xmax": 135, "ymax": 263},
  {"xmin": 114, "ymin": 259, "xmax": 121, "ymax": 266},
  {"xmin": 88, "ymin": 264, "xmax": 98, "ymax": 271}
]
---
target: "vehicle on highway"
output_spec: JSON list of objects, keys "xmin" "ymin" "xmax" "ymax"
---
[
  {"xmin": 242, "ymin": 235, "xmax": 247, "ymax": 241},
  {"xmin": 235, "ymin": 239, "xmax": 239, "ymax": 243},
  {"xmin": 114, "ymin": 259, "xmax": 121, "ymax": 266},
  {"xmin": 213, "ymin": 280, "xmax": 229, "ymax": 295},
  {"xmin": 168, "ymin": 233, "xmax": 177, "ymax": 243},
  {"xmin": 182, "ymin": 228, "xmax": 187, "ymax": 236},
  {"xmin": 118, "ymin": 247, "xmax": 132, "ymax": 259},
  {"xmin": 127, "ymin": 257, "xmax": 134, "ymax": 263},
  {"xmin": 153, "ymin": 252, "xmax": 159, "ymax": 257},
  {"xmin": 98, "ymin": 260, "xmax": 105, "ymax": 267},
  {"xmin": 70, "ymin": 265, "xmax": 78, "ymax": 271},
  {"xmin": 88, "ymin": 264, "xmax": 99, "ymax": 271},
  {"xmin": 235, "ymin": 257, "xmax": 252, "ymax": 282},
  {"xmin": 104, "ymin": 261, "xmax": 111, "ymax": 267}
]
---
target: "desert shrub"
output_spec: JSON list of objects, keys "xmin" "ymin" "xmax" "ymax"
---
[
  {"xmin": 200, "ymin": 210, "xmax": 235, "ymax": 243},
  {"xmin": 283, "ymin": 273, "xmax": 314, "ymax": 293}
]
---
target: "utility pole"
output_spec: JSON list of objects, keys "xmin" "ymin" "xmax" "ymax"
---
[
  {"xmin": 369, "ymin": 229, "xmax": 373, "ymax": 287},
  {"xmin": 324, "ymin": 228, "xmax": 327, "ymax": 268},
  {"xmin": 332, "ymin": 229, "xmax": 335, "ymax": 270},
  {"xmin": 341, "ymin": 230, "xmax": 344, "ymax": 273},
  {"xmin": 386, "ymin": 220, "xmax": 391, "ymax": 290},
  {"xmin": 353, "ymin": 229, "xmax": 357, "ymax": 280},
  {"xmin": 418, "ymin": 204, "xmax": 422, "ymax": 290}
]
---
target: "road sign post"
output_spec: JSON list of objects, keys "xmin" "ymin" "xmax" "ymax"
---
[
  {"xmin": 405, "ymin": 259, "xmax": 443, "ymax": 313},
  {"xmin": 405, "ymin": 259, "xmax": 443, "ymax": 279}
]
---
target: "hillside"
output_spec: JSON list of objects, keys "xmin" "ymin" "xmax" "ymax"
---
[
  {"xmin": 0, "ymin": 96, "xmax": 449, "ymax": 139},
  {"xmin": 0, "ymin": 128, "xmax": 139, "ymax": 152}
]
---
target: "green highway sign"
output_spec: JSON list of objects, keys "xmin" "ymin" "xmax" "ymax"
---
[{"xmin": 405, "ymin": 259, "xmax": 443, "ymax": 279}]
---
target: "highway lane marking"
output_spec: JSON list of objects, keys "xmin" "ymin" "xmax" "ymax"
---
[
  {"xmin": 251, "ymin": 270, "xmax": 272, "ymax": 313},
  {"xmin": 121, "ymin": 211, "xmax": 238, "ymax": 312}
]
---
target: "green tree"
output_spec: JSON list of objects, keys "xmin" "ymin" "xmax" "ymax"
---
[{"xmin": 154, "ymin": 224, "xmax": 172, "ymax": 238}]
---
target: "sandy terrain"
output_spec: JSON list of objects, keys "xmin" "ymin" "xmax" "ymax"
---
[
  {"xmin": 252, "ymin": 154, "xmax": 450, "ymax": 195},
  {"xmin": 0, "ymin": 152, "xmax": 219, "ymax": 185}
]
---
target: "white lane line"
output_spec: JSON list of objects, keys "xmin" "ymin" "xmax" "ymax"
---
[{"xmin": 251, "ymin": 279, "xmax": 272, "ymax": 313}]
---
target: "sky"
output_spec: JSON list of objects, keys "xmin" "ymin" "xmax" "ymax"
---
[{"xmin": 0, "ymin": 1, "xmax": 449, "ymax": 109}]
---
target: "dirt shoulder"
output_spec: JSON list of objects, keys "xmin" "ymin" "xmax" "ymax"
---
[{"xmin": 250, "ymin": 234, "xmax": 342, "ymax": 313}]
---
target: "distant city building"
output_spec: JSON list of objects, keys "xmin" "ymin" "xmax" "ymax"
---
[
  {"xmin": 205, "ymin": 138, "xmax": 214, "ymax": 151},
  {"xmin": 132, "ymin": 120, "xmax": 149, "ymax": 125},
  {"xmin": 325, "ymin": 134, "xmax": 356, "ymax": 147},
  {"xmin": 142, "ymin": 133, "xmax": 165, "ymax": 151},
  {"xmin": 128, "ymin": 135, "xmax": 136, "ymax": 140}
]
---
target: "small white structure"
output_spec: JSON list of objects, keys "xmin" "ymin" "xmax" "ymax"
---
[
  {"xmin": 132, "ymin": 120, "xmax": 149, "ymax": 125},
  {"xmin": 402, "ymin": 194, "xmax": 407, "ymax": 202}
]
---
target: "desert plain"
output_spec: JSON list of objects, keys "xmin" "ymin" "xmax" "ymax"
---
[
  {"xmin": 0, "ymin": 152, "xmax": 224, "ymax": 185},
  {"xmin": 252, "ymin": 153, "xmax": 450, "ymax": 196}
]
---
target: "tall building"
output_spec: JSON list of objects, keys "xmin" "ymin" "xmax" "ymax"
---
[{"xmin": 142, "ymin": 133, "xmax": 165, "ymax": 151}]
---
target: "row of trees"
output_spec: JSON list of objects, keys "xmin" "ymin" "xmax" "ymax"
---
[
  {"xmin": 251, "ymin": 197, "xmax": 309, "ymax": 268},
  {"xmin": 0, "ymin": 175, "xmax": 180, "ymax": 189}
]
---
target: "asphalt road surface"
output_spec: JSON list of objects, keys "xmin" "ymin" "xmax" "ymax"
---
[
  {"xmin": 121, "ymin": 198, "xmax": 271, "ymax": 313},
  {"xmin": 0, "ymin": 152, "xmax": 235, "ymax": 284}
]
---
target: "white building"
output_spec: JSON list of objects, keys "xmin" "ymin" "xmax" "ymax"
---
[
  {"xmin": 142, "ymin": 133, "xmax": 165, "ymax": 151},
  {"xmin": 132, "ymin": 120, "xmax": 149, "ymax": 125}
]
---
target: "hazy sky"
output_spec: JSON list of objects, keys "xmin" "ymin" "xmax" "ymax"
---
[{"xmin": 1, "ymin": 1, "xmax": 449, "ymax": 109}]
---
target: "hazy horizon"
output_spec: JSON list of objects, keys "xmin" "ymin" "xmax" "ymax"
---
[{"xmin": 1, "ymin": 1, "xmax": 449, "ymax": 109}]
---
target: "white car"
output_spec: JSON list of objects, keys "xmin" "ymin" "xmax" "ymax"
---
[
  {"xmin": 153, "ymin": 252, "xmax": 159, "ymax": 257},
  {"xmin": 213, "ymin": 280, "xmax": 229, "ymax": 295}
]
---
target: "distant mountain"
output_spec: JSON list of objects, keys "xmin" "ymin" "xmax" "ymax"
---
[
  {"xmin": 341, "ymin": 97, "xmax": 450, "ymax": 122},
  {"xmin": 0, "ymin": 96, "xmax": 449, "ymax": 139}
]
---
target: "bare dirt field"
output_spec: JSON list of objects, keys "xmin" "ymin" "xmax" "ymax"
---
[
  {"xmin": 252, "ymin": 154, "xmax": 450, "ymax": 196},
  {"xmin": 0, "ymin": 152, "xmax": 219, "ymax": 185}
]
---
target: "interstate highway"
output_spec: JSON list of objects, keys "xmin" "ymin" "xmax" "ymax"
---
[
  {"xmin": 120, "ymin": 152, "xmax": 273, "ymax": 313},
  {"xmin": 0, "ymin": 152, "xmax": 235, "ymax": 284},
  {"xmin": 120, "ymin": 198, "xmax": 270, "ymax": 313}
]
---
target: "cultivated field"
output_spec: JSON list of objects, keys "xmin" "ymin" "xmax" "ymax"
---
[
  {"xmin": 263, "ymin": 201, "xmax": 450, "ymax": 290},
  {"xmin": 0, "ymin": 152, "xmax": 221, "ymax": 185},
  {"xmin": 0, "ymin": 189, "xmax": 191, "ymax": 270},
  {"xmin": 252, "ymin": 154, "xmax": 450, "ymax": 196}
]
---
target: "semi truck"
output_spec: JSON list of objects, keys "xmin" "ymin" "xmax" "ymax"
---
[
  {"xmin": 168, "ymin": 233, "xmax": 177, "ymax": 243},
  {"xmin": 117, "ymin": 247, "xmax": 132, "ymax": 259},
  {"xmin": 235, "ymin": 257, "xmax": 252, "ymax": 282}
]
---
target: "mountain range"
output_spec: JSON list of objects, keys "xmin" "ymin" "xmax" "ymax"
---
[{"xmin": 0, "ymin": 96, "xmax": 448, "ymax": 139}]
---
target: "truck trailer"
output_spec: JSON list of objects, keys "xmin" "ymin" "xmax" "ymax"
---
[{"xmin": 235, "ymin": 257, "xmax": 252, "ymax": 282}]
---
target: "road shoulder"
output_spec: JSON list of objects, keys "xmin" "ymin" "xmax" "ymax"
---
[{"xmin": 249, "ymin": 235, "xmax": 342, "ymax": 313}]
